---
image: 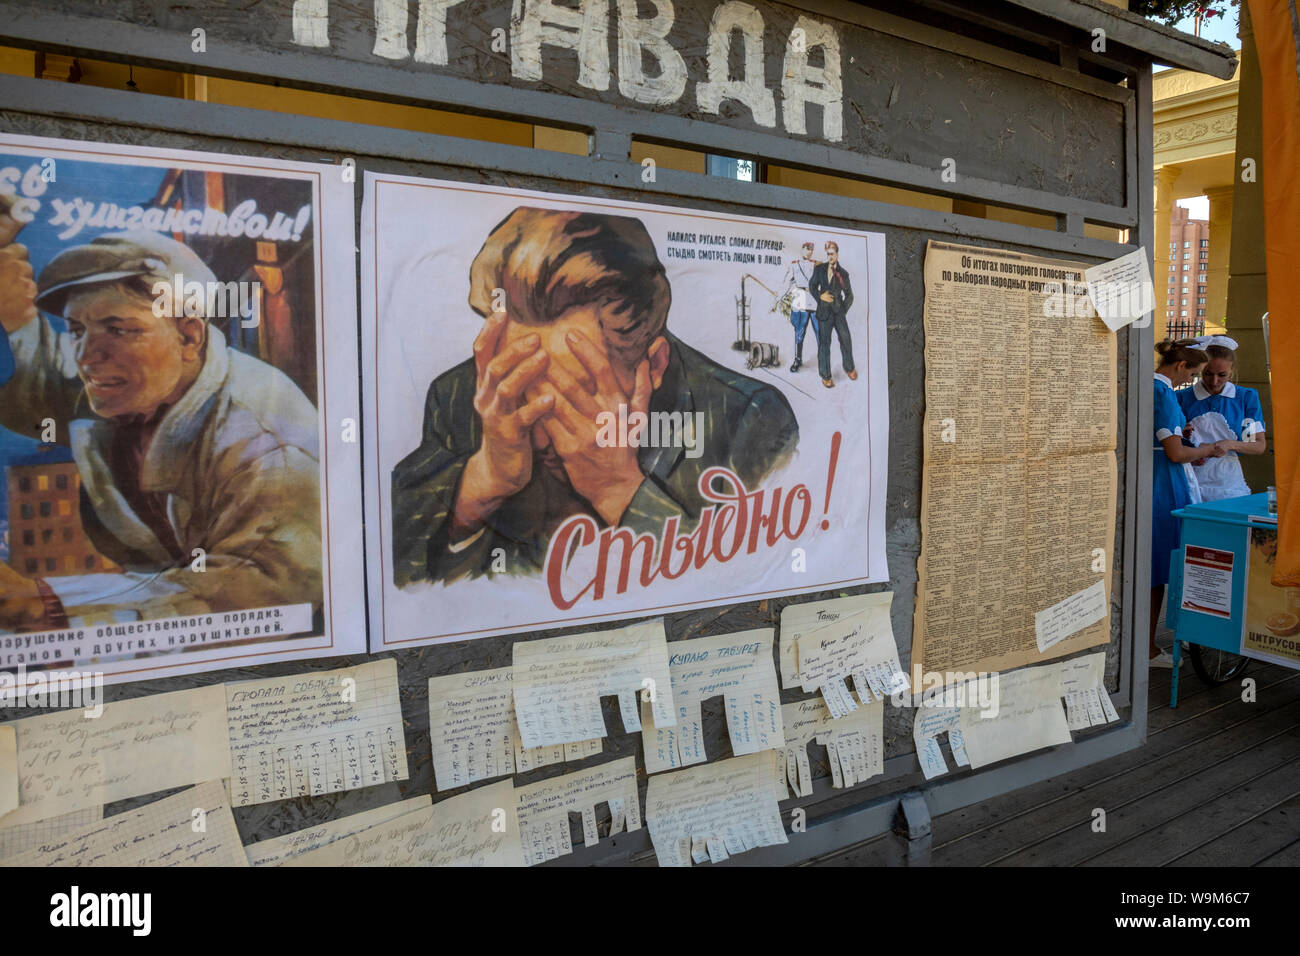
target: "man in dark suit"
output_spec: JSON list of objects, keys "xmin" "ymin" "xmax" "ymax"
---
[
  {"xmin": 808, "ymin": 240, "xmax": 858, "ymax": 388},
  {"xmin": 391, "ymin": 207, "xmax": 799, "ymax": 586}
]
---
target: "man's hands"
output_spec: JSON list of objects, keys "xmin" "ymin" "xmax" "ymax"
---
[
  {"xmin": 0, "ymin": 563, "xmax": 46, "ymax": 631},
  {"xmin": 449, "ymin": 312, "xmax": 553, "ymax": 540},
  {"xmin": 0, "ymin": 243, "xmax": 38, "ymax": 336},
  {"xmin": 818, "ymin": 291, "xmax": 834, "ymax": 303},
  {"xmin": 538, "ymin": 330, "xmax": 650, "ymax": 526}
]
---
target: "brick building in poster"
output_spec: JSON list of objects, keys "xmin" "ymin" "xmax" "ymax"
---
[{"xmin": 5, "ymin": 448, "xmax": 118, "ymax": 578}]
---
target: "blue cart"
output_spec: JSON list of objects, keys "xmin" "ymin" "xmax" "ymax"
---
[{"xmin": 1165, "ymin": 492, "xmax": 1288, "ymax": 707}]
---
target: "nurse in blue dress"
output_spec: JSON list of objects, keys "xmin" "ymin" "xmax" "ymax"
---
[
  {"xmin": 1176, "ymin": 336, "xmax": 1267, "ymax": 501},
  {"xmin": 1151, "ymin": 338, "xmax": 1225, "ymax": 667}
]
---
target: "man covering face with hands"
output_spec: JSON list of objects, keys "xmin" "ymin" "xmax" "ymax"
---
[{"xmin": 392, "ymin": 207, "xmax": 800, "ymax": 585}]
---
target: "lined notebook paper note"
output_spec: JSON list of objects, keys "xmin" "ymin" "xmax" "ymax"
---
[
  {"xmin": 282, "ymin": 779, "xmax": 524, "ymax": 867},
  {"xmin": 641, "ymin": 629, "xmax": 783, "ymax": 774},
  {"xmin": 513, "ymin": 619, "xmax": 674, "ymax": 750},
  {"xmin": 1058, "ymin": 652, "xmax": 1119, "ymax": 730},
  {"xmin": 0, "ymin": 726, "xmax": 15, "ymax": 818},
  {"xmin": 513, "ymin": 757, "xmax": 640, "ymax": 866},
  {"xmin": 245, "ymin": 795, "xmax": 433, "ymax": 866},
  {"xmin": 1, "ymin": 685, "xmax": 230, "ymax": 827},
  {"xmin": 226, "ymin": 659, "xmax": 408, "ymax": 807},
  {"xmin": 645, "ymin": 752, "xmax": 788, "ymax": 867},
  {"xmin": 427, "ymin": 667, "xmax": 601, "ymax": 791},
  {"xmin": 1, "ymin": 780, "xmax": 246, "ymax": 867}
]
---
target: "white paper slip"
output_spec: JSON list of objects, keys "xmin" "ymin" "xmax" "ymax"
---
[
  {"xmin": 1, "ymin": 685, "xmax": 231, "ymax": 827},
  {"xmin": 0, "ymin": 807, "xmax": 103, "ymax": 861},
  {"xmin": 959, "ymin": 661, "xmax": 1072, "ymax": 769},
  {"xmin": 911, "ymin": 704, "xmax": 963, "ymax": 780},
  {"xmin": 225, "ymin": 659, "xmax": 408, "ymax": 807},
  {"xmin": 780, "ymin": 593, "xmax": 905, "ymax": 703},
  {"xmin": 641, "ymin": 629, "xmax": 783, "ymax": 774},
  {"xmin": 427, "ymin": 667, "xmax": 600, "ymax": 791},
  {"xmin": 245, "ymin": 795, "xmax": 433, "ymax": 866},
  {"xmin": 2, "ymin": 781, "xmax": 246, "ymax": 867},
  {"xmin": 781, "ymin": 697, "xmax": 884, "ymax": 793},
  {"xmin": 1057, "ymin": 651, "xmax": 1118, "ymax": 730},
  {"xmin": 514, "ymin": 757, "xmax": 640, "ymax": 866},
  {"xmin": 1035, "ymin": 580, "xmax": 1108, "ymax": 653},
  {"xmin": 512, "ymin": 619, "xmax": 675, "ymax": 750},
  {"xmin": 1084, "ymin": 247, "xmax": 1154, "ymax": 332},
  {"xmin": 283, "ymin": 779, "xmax": 524, "ymax": 867},
  {"xmin": 820, "ymin": 675, "xmax": 858, "ymax": 719},
  {"xmin": 646, "ymin": 751, "xmax": 788, "ymax": 867}
]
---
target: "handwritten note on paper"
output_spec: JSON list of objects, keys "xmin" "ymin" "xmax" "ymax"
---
[
  {"xmin": 1058, "ymin": 652, "xmax": 1119, "ymax": 731},
  {"xmin": 0, "ymin": 808, "xmax": 103, "ymax": 861},
  {"xmin": 225, "ymin": 659, "xmax": 408, "ymax": 807},
  {"xmin": 1084, "ymin": 247, "xmax": 1154, "ymax": 332},
  {"xmin": 1035, "ymin": 580, "xmax": 1108, "ymax": 653},
  {"xmin": 427, "ymin": 668, "xmax": 601, "ymax": 791},
  {"xmin": 282, "ymin": 779, "xmax": 525, "ymax": 867},
  {"xmin": 245, "ymin": 796, "xmax": 432, "ymax": 866},
  {"xmin": 514, "ymin": 756, "xmax": 640, "ymax": 865},
  {"xmin": 1, "ymin": 685, "xmax": 230, "ymax": 827},
  {"xmin": 779, "ymin": 697, "xmax": 884, "ymax": 796},
  {"xmin": 958, "ymin": 662, "xmax": 1072, "ymax": 769},
  {"xmin": 512, "ymin": 619, "xmax": 674, "ymax": 750},
  {"xmin": 640, "ymin": 629, "xmax": 783, "ymax": 774},
  {"xmin": 911, "ymin": 705, "xmax": 967, "ymax": 780},
  {"xmin": 0, "ymin": 726, "xmax": 15, "ymax": 818},
  {"xmin": 1, "ymin": 781, "xmax": 246, "ymax": 868},
  {"xmin": 645, "ymin": 752, "xmax": 788, "ymax": 867},
  {"xmin": 780, "ymin": 593, "xmax": 907, "ymax": 715}
]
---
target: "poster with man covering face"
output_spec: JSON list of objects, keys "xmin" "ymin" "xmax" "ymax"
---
[
  {"xmin": 363, "ymin": 173, "xmax": 889, "ymax": 649},
  {"xmin": 0, "ymin": 134, "xmax": 365, "ymax": 685}
]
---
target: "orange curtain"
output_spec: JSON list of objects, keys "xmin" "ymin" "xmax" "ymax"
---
[{"xmin": 1247, "ymin": 0, "xmax": 1300, "ymax": 584}]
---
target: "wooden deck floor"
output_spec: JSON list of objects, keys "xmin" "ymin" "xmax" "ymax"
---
[{"xmin": 814, "ymin": 633, "xmax": 1300, "ymax": 867}]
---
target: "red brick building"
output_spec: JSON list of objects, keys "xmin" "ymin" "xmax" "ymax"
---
[{"xmin": 1166, "ymin": 204, "xmax": 1210, "ymax": 339}]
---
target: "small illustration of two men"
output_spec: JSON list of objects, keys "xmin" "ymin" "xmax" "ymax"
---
[{"xmin": 782, "ymin": 240, "xmax": 857, "ymax": 388}]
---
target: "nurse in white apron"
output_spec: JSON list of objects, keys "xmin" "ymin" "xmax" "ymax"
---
[{"xmin": 1177, "ymin": 336, "xmax": 1267, "ymax": 501}]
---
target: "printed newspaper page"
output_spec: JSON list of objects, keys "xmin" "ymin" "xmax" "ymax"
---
[{"xmin": 913, "ymin": 241, "xmax": 1116, "ymax": 683}]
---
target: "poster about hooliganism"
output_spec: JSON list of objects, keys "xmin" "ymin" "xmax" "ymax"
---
[
  {"xmin": 0, "ymin": 133, "xmax": 365, "ymax": 686},
  {"xmin": 361, "ymin": 173, "xmax": 889, "ymax": 649}
]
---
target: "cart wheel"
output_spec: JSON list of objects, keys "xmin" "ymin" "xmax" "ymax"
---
[{"xmin": 1189, "ymin": 644, "xmax": 1250, "ymax": 685}]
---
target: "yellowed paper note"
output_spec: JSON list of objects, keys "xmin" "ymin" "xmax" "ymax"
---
[
  {"xmin": 645, "ymin": 752, "xmax": 787, "ymax": 867},
  {"xmin": 1, "ymin": 685, "xmax": 231, "ymax": 827},
  {"xmin": 641, "ymin": 629, "xmax": 782, "ymax": 774},
  {"xmin": 0, "ymin": 807, "xmax": 103, "ymax": 860},
  {"xmin": 226, "ymin": 659, "xmax": 408, "ymax": 806},
  {"xmin": 427, "ymin": 667, "xmax": 599, "ymax": 791},
  {"xmin": 958, "ymin": 661, "xmax": 1072, "ymax": 768},
  {"xmin": 781, "ymin": 593, "xmax": 905, "ymax": 714},
  {"xmin": 514, "ymin": 756, "xmax": 640, "ymax": 865},
  {"xmin": 780, "ymin": 697, "xmax": 884, "ymax": 796},
  {"xmin": 245, "ymin": 795, "xmax": 433, "ymax": 866},
  {"xmin": 512, "ymin": 619, "xmax": 674, "ymax": 749},
  {"xmin": 1, "ymin": 780, "xmax": 246, "ymax": 867},
  {"xmin": 0, "ymin": 726, "xmax": 15, "ymax": 819},
  {"xmin": 282, "ymin": 779, "xmax": 524, "ymax": 867}
]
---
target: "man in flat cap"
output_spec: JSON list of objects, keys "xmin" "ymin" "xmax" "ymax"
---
[{"xmin": 0, "ymin": 230, "xmax": 322, "ymax": 631}]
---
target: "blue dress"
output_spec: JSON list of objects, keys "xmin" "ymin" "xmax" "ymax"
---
[
  {"xmin": 1153, "ymin": 374, "xmax": 1196, "ymax": 587},
  {"xmin": 1176, "ymin": 381, "xmax": 1264, "ymax": 500}
]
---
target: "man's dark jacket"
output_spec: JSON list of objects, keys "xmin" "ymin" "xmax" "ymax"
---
[
  {"xmin": 392, "ymin": 332, "xmax": 799, "ymax": 585},
  {"xmin": 808, "ymin": 261, "xmax": 854, "ymax": 323}
]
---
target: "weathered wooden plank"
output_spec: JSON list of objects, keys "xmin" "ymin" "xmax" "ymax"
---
[
  {"xmin": 1167, "ymin": 795, "xmax": 1300, "ymax": 867},
  {"xmin": 930, "ymin": 671, "xmax": 1300, "ymax": 863}
]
